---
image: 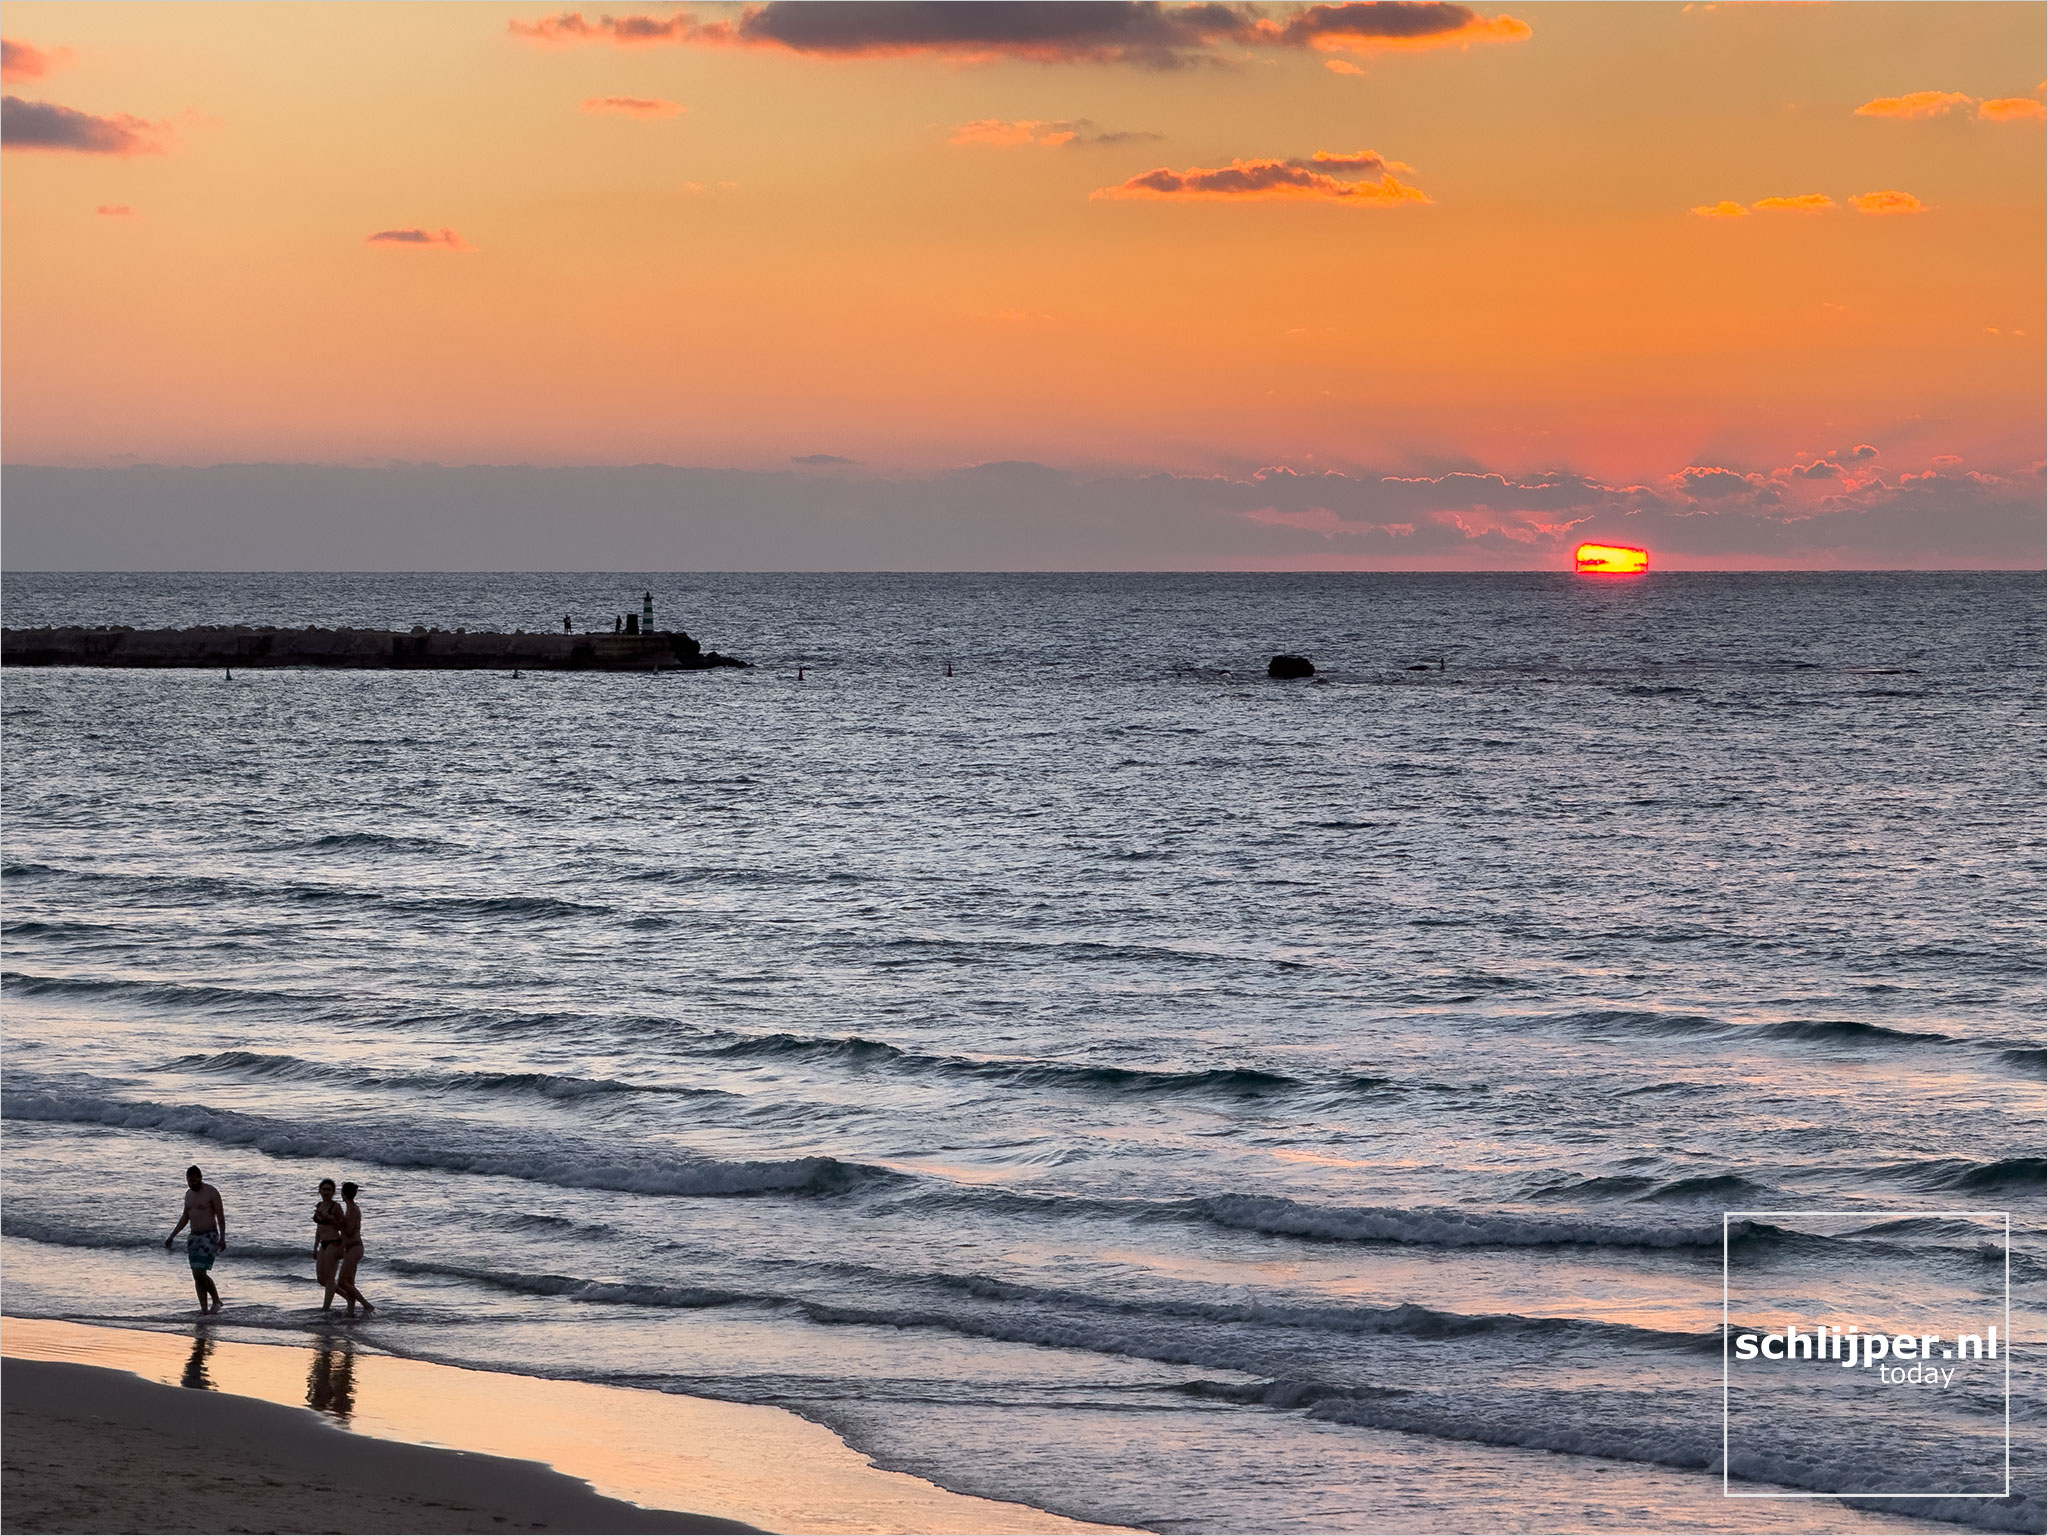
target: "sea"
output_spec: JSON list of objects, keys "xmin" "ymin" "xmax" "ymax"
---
[{"xmin": 2, "ymin": 571, "xmax": 2041, "ymax": 1534}]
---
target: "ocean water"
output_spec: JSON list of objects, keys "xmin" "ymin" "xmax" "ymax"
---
[{"xmin": 2, "ymin": 571, "xmax": 2042, "ymax": 1534}]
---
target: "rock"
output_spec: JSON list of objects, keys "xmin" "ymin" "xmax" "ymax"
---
[
  {"xmin": 1407, "ymin": 663, "xmax": 1432, "ymax": 671},
  {"xmin": 1268, "ymin": 655, "xmax": 1315, "ymax": 679}
]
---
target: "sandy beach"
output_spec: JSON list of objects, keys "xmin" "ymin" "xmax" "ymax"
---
[
  {"xmin": 2, "ymin": 1356, "xmax": 744, "ymax": 1534},
  {"xmin": 1, "ymin": 1319, "xmax": 1135, "ymax": 1536}
]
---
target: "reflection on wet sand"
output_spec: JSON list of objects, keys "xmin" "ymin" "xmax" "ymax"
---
[
  {"xmin": 307, "ymin": 1342, "xmax": 356, "ymax": 1423},
  {"xmin": 2, "ymin": 1317, "xmax": 1130, "ymax": 1535},
  {"xmin": 180, "ymin": 1329, "xmax": 214, "ymax": 1391}
]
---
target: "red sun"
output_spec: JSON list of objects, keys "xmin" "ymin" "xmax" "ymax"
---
[{"xmin": 1575, "ymin": 542, "xmax": 1650, "ymax": 574}]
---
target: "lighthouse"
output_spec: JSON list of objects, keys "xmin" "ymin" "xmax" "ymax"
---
[{"xmin": 642, "ymin": 591, "xmax": 655, "ymax": 634}]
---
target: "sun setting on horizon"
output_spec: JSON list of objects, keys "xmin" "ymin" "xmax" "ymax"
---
[{"xmin": 1574, "ymin": 542, "xmax": 1650, "ymax": 575}]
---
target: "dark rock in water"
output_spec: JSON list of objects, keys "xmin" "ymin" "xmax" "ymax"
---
[
  {"xmin": 1407, "ymin": 663, "xmax": 1432, "ymax": 671},
  {"xmin": 1268, "ymin": 655, "xmax": 1315, "ymax": 679}
]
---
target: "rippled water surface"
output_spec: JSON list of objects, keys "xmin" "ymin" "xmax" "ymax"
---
[{"xmin": 3, "ymin": 572, "xmax": 2042, "ymax": 1533}]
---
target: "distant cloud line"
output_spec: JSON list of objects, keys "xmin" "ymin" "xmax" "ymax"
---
[{"xmin": 7, "ymin": 454, "xmax": 2039, "ymax": 570}]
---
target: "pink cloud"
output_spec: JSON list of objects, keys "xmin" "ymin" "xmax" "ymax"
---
[
  {"xmin": 95, "ymin": 203, "xmax": 136, "ymax": 217},
  {"xmin": 1, "ymin": 38, "xmax": 69, "ymax": 84},
  {"xmin": 510, "ymin": 12, "xmax": 702, "ymax": 45},
  {"xmin": 580, "ymin": 95, "xmax": 686, "ymax": 116},
  {"xmin": 365, "ymin": 227, "xmax": 474, "ymax": 251}
]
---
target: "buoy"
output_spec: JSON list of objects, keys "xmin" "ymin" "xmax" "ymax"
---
[
  {"xmin": 225, "ymin": 667, "xmax": 232, "ymax": 680},
  {"xmin": 798, "ymin": 666, "xmax": 805, "ymax": 681}
]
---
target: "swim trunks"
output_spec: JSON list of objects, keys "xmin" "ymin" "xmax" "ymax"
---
[{"xmin": 188, "ymin": 1230, "xmax": 222, "ymax": 1271}]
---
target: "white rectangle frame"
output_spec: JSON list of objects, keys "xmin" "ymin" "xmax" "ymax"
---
[{"xmin": 1720, "ymin": 1208, "xmax": 2012, "ymax": 1500}]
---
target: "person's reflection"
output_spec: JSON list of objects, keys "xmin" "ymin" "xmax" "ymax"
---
[
  {"xmin": 180, "ymin": 1329, "xmax": 215, "ymax": 1391},
  {"xmin": 306, "ymin": 1342, "xmax": 357, "ymax": 1423}
]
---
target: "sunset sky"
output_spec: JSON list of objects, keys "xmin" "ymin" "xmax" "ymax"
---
[{"xmin": 3, "ymin": 2, "xmax": 2042, "ymax": 569}]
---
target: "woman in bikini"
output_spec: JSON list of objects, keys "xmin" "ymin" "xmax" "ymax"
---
[
  {"xmin": 332, "ymin": 1181, "xmax": 375, "ymax": 1318},
  {"xmin": 314, "ymin": 1179, "xmax": 345, "ymax": 1311}
]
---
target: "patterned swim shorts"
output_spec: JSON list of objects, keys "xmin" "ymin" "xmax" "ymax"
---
[{"xmin": 187, "ymin": 1230, "xmax": 222, "ymax": 1272}]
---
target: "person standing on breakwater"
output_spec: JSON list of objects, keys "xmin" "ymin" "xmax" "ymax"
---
[
  {"xmin": 164, "ymin": 1165, "xmax": 227, "ymax": 1313},
  {"xmin": 314, "ymin": 1179, "xmax": 346, "ymax": 1310},
  {"xmin": 330, "ymin": 1182, "xmax": 375, "ymax": 1318}
]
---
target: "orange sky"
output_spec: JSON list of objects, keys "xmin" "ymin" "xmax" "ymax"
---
[{"xmin": 2, "ymin": 2, "xmax": 2042, "ymax": 568}]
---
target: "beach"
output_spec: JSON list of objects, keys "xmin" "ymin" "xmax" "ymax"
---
[
  {"xmin": 0, "ymin": 1319, "xmax": 1131, "ymax": 1535},
  {"xmin": 2, "ymin": 1356, "xmax": 741, "ymax": 1534}
]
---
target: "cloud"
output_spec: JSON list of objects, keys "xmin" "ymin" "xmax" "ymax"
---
[
  {"xmin": 791, "ymin": 453, "xmax": 856, "ymax": 465},
  {"xmin": 509, "ymin": 2, "xmax": 1530, "ymax": 68},
  {"xmin": 581, "ymin": 95, "xmax": 686, "ymax": 116},
  {"xmin": 1, "ymin": 38, "xmax": 69, "ymax": 84},
  {"xmin": 1849, "ymin": 188, "xmax": 1925, "ymax": 215},
  {"xmin": 1325, "ymin": 57, "xmax": 1364, "ymax": 74},
  {"xmin": 1979, "ymin": 96, "xmax": 2046, "ymax": 122},
  {"xmin": 1258, "ymin": 2, "xmax": 1531, "ymax": 52},
  {"xmin": 1855, "ymin": 89, "xmax": 1973, "ymax": 119},
  {"xmin": 365, "ymin": 227, "xmax": 474, "ymax": 251},
  {"xmin": 1, "ymin": 95, "xmax": 169, "ymax": 155},
  {"xmin": 1843, "ymin": 443, "xmax": 1879, "ymax": 460},
  {"xmin": 510, "ymin": 11, "xmax": 700, "ymax": 45},
  {"xmin": 95, "ymin": 203, "xmax": 136, "ymax": 217},
  {"xmin": 1690, "ymin": 200, "xmax": 1748, "ymax": 218},
  {"xmin": 949, "ymin": 116, "xmax": 1157, "ymax": 147},
  {"xmin": 1095, "ymin": 147, "xmax": 1429, "ymax": 204},
  {"xmin": 1751, "ymin": 193, "xmax": 1835, "ymax": 213}
]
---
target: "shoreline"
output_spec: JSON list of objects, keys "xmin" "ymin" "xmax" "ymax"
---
[{"xmin": 1, "ymin": 1318, "xmax": 1135, "ymax": 1536}]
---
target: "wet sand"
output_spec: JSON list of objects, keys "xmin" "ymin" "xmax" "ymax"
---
[{"xmin": 1, "ymin": 1319, "xmax": 1135, "ymax": 1536}]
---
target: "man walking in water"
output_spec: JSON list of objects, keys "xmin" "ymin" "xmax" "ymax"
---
[{"xmin": 164, "ymin": 1165, "xmax": 227, "ymax": 1313}]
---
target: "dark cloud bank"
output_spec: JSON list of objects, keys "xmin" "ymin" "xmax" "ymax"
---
[{"xmin": 2, "ymin": 461, "xmax": 2038, "ymax": 570}]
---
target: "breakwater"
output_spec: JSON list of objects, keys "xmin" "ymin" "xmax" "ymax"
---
[{"xmin": 0, "ymin": 625, "xmax": 745, "ymax": 672}]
